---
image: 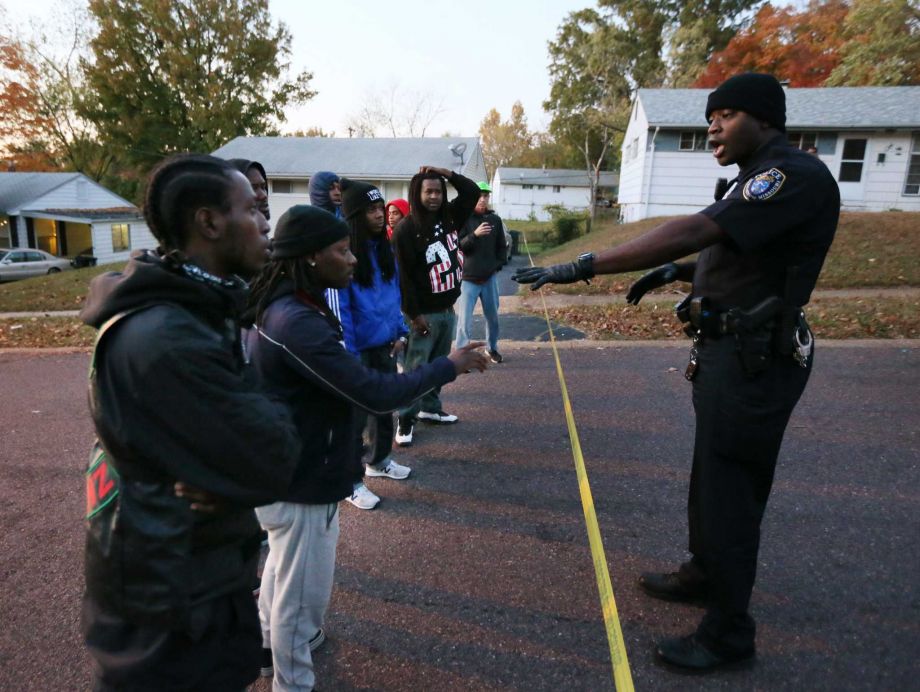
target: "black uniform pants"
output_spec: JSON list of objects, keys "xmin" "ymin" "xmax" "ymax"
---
[{"xmin": 688, "ymin": 335, "xmax": 810, "ymax": 655}]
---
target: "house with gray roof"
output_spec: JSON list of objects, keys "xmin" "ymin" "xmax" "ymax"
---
[
  {"xmin": 211, "ymin": 136, "xmax": 487, "ymax": 228},
  {"xmin": 491, "ymin": 167, "xmax": 619, "ymax": 221},
  {"xmin": 0, "ymin": 172, "xmax": 155, "ymax": 264},
  {"xmin": 619, "ymin": 86, "xmax": 920, "ymax": 222}
]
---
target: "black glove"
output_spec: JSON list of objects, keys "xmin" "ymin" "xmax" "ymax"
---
[
  {"xmin": 512, "ymin": 255, "xmax": 595, "ymax": 291},
  {"xmin": 625, "ymin": 263, "xmax": 678, "ymax": 305}
]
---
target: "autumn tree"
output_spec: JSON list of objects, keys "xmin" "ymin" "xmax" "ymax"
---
[
  {"xmin": 80, "ymin": 0, "xmax": 315, "ymax": 194},
  {"xmin": 695, "ymin": 1, "xmax": 850, "ymax": 88},
  {"xmin": 0, "ymin": 32, "xmax": 56, "ymax": 170},
  {"xmin": 478, "ymin": 102, "xmax": 534, "ymax": 179},
  {"xmin": 1, "ymin": 6, "xmax": 113, "ymax": 176},
  {"xmin": 826, "ymin": 0, "xmax": 920, "ymax": 86}
]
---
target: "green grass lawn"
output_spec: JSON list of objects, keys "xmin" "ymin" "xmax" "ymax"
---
[{"xmin": 0, "ymin": 262, "xmax": 125, "ymax": 313}]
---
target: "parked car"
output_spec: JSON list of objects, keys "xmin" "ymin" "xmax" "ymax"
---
[
  {"xmin": 0, "ymin": 248, "xmax": 73, "ymax": 282},
  {"xmin": 595, "ymin": 197, "xmax": 614, "ymax": 208}
]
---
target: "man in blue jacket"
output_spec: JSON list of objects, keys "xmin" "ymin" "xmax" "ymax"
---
[{"xmin": 341, "ymin": 178, "xmax": 413, "ymax": 510}]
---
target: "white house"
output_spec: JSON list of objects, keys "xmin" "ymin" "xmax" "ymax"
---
[
  {"xmin": 618, "ymin": 86, "xmax": 920, "ymax": 222},
  {"xmin": 0, "ymin": 172, "xmax": 155, "ymax": 264},
  {"xmin": 211, "ymin": 136, "xmax": 488, "ymax": 228},
  {"xmin": 492, "ymin": 167, "xmax": 619, "ymax": 221}
]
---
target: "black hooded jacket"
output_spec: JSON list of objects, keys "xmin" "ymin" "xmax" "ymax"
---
[{"xmin": 80, "ymin": 250, "xmax": 301, "ymax": 627}]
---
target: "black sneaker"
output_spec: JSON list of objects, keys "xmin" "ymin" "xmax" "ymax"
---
[
  {"xmin": 488, "ymin": 349, "xmax": 503, "ymax": 363},
  {"xmin": 395, "ymin": 417, "xmax": 414, "ymax": 446},
  {"xmin": 260, "ymin": 647, "xmax": 273, "ymax": 677}
]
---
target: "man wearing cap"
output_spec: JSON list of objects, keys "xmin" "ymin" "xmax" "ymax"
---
[
  {"xmin": 514, "ymin": 73, "xmax": 839, "ymax": 671},
  {"xmin": 455, "ymin": 181, "xmax": 508, "ymax": 363}
]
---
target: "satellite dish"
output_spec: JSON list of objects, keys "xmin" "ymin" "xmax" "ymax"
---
[{"xmin": 448, "ymin": 142, "xmax": 467, "ymax": 158}]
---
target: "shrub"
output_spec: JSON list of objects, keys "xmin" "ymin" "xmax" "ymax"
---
[{"xmin": 544, "ymin": 204, "xmax": 589, "ymax": 245}]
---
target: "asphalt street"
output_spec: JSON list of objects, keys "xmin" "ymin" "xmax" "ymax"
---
[{"xmin": 1, "ymin": 339, "xmax": 917, "ymax": 691}]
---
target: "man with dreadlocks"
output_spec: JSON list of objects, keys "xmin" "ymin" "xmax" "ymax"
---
[
  {"xmin": 79, "ymin": 154, "xmax": 302, "ymax": 690},
  {"xmin": 392, "ymin": 164, "xmax": 480, "ymax": 446},
  {"xmin": 244, "ymin": 205, "xmax": 488, "ymax": 690}
]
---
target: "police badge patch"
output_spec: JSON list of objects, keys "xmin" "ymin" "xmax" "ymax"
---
[{"xmin": 743, "ymin": 168, "xmax": 786, "ymax": 201}]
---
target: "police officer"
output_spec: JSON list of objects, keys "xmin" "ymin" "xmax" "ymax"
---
[{"xmin": 513, "ymin": 73, "xmax": 839, "ymax": 671}]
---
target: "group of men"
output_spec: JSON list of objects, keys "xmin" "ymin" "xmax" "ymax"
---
[{"xmin": 80, "ymin": 71, "xmax": 839, "ymax": 689}]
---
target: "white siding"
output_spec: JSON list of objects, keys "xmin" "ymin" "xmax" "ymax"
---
[
  {"xmin": 829, "ymin": 132, "xmax": 920, "ymax": 212},
  {"xmin": 23, "ymin": 177, "xmax": 133, "ymax": 212},
  {"xmin": 90, "ymin": 221, "xmax": 156, "ymax": 264},
  {"xmin": 494, "ymin": 183, "xmax": 591, "ymax": 221}
]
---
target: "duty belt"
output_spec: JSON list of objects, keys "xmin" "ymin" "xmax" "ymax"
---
[{"xmin": 676, "ymin": 295, "xmax": 783, "ymax": 339}]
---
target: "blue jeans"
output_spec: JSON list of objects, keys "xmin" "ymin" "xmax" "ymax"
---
[{"xmin": 454, "ymin": 276, "xmax": 499, "ymax": 351}]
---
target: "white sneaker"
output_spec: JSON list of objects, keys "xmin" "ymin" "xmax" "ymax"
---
[
  {"xmin": 417, "ymin": 410, "xmax": 458, "ymax": 424},
  {"xmin": 346, "ymin": 483, "xmax": 380, "ymax": 510},
  {"xmin": 366, "ymin": 458, "xmax": 411, "ymax": 480},
  {"xmin": 395, "ymin": 418, "xmax": 414, "ymax": 446}
]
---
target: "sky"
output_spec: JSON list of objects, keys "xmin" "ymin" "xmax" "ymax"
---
[{"xmin": 3, "ymin": 0, "xmax": 592, "ymax": 137}]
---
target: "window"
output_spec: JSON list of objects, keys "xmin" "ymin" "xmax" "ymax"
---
[
  {"xmin": 522, "ymin": 184, "xmax": 533, "ymax": 190},
  {"xmin": 9, "ymin": 251, "xmax": 27, "ymax": 263},
  {"xmin": 789, "ymin": 132, "xmax": 818, "ymax": 151},
  {"xmin": 537, "ymin": 185, "xmax": 545, "ymax": 190},
  {"xmin": 0, "ymin": 215, "xmax": 9, "ymax": 247},
  {"xmin": 903, "ymin": 133, "xmax": 920, "ymax": 195},
  {"xmin": 553, "ymin": 185, "xmax": 561, "ymax": 193},
  {"xmin": 838, "ymin": 138, "xmax": 867, "ymax": 182},
  {"xmin": 28, "ymin": 251, "xmax": 45, "ymax": 261},
  {"xmin": 111, "ymin": 223, "xmax": 130, "ymax": 252},
  {"xmin": 273, "ymin": 180, "xmax": 293, "ymax": 194},
  {"xmin": 679, "ymin": 131, "xmax": 710, "ymax": 151}
]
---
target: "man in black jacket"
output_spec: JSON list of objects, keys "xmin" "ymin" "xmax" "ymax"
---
[
  {"xmin": 455, "ymin": 181, "xmax": 508, "ymax": 363},
  {"xmin": 80, "ymin": 154, "xmax": 302, "ymax": 690},
  {"xmin": 392, "ymin": 165, "xmax": 480, "ymax": 446}
]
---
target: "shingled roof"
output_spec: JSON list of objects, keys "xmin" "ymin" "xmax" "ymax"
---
[
  {"xmin": 0, "ymin": 173, "xmax": 82, "ymax": 214},
  {"xmin": 637, "ymin": 86, "xmax": 920, "ymax": 129},
  {"xmin": 212, "ymin": 136, "xmax": 483, "ymax": 178}
]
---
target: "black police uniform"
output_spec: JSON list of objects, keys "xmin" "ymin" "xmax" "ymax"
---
[{"xmin": 683, "ymin": 133, "xmax": 839, "ymax": 656}]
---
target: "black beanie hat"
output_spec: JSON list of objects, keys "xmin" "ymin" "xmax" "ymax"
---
[
  {"xmin": 705, "ymin": 73, "xmax": 786, "ymax": 133},
  {"xmin": 271, "ymin": 205, "xmax": 349, "ymax": 259},
  {"xmin": 340, "ymin": 178, "xmax": 384, "ymax": 220}
]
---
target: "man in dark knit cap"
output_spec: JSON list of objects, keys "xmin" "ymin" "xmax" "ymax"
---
[{"xmin": 514, "ymin": 73, "xmax": 839, "ymax": 671}]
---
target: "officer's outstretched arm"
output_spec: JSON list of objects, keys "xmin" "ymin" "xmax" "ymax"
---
[{"xmin": 514, "ymin": 214, "xmax": 723, "ymax": 291}]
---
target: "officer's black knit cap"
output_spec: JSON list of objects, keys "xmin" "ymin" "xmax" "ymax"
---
[
  {"xmin": 270, "ymin": 205, "xmax": 349, "ymax": 259},
  {"xmin": 705, "ymin": 73, "xmax": 786, "ymax": 133},
  {"xmin": 340, "ymin": 178, "xmax": 385, "ymax": 220}
]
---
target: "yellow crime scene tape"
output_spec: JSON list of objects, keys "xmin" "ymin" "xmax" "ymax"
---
[{"xmin": 521, "ymin": 234, "xmax": 634, "ymax": 692}]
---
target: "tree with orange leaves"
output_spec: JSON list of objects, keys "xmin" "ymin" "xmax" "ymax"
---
[
  {"xmin": 694, "ymin": 0, "xmax": 850, "ymax": 88},
  {"xmin": 0, "ymin": 32, "xmax": 59, "ymax": 171}
]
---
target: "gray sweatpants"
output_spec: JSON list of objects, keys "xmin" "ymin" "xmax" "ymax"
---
[{"xmin": 256, "ymin": 502, "xmax": 339, "ymax": 691}]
